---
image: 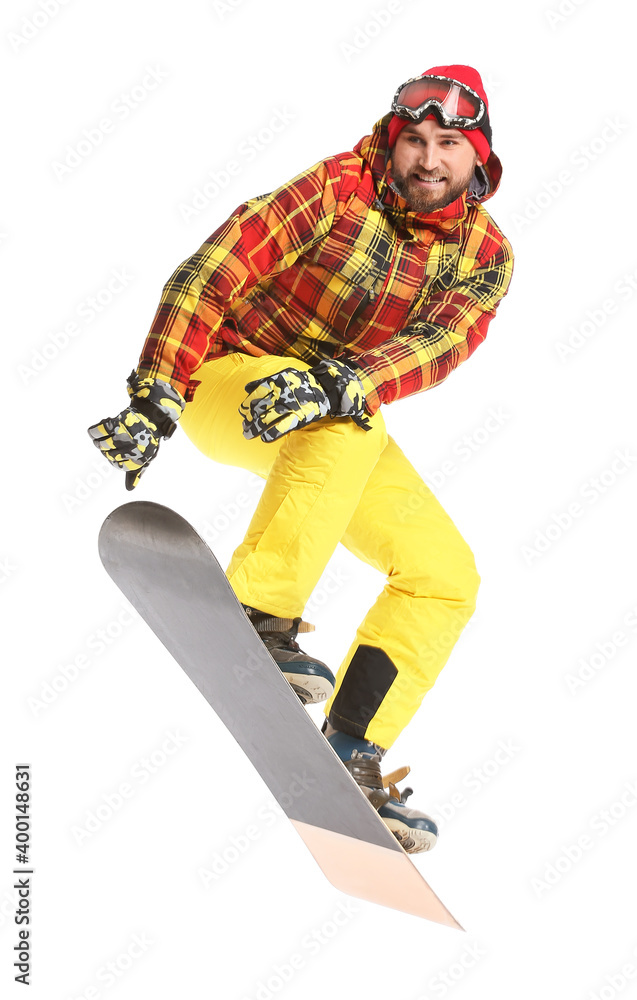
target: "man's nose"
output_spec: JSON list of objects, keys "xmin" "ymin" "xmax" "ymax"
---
[{"xmin": 418, "ymin": 145, "xmax": 440, "ymax": 171}]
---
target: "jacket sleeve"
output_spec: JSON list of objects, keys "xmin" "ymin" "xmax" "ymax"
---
[
  {"xmin": 136, "ymin": 158, "xmax": 349, "ymax": 399},
  {"xmin": 345, "ymin": 237, "xmax": 514, "ymax": 415}
]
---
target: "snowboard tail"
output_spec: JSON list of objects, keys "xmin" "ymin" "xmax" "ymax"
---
[{"xmin": 98, "ymin": 501, "xmax": 462, "ymax": 928}]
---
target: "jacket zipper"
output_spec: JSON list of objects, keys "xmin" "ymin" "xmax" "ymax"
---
[{"xmin": 343, "ymin": 238, "xmax": 405, "ymax": 338}]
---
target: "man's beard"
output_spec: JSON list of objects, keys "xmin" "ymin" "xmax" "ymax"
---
[{"xmin": 390, "ymin": 160, "xmax": 476, "ymax": 212}]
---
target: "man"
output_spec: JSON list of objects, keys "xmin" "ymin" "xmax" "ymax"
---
[{"xmin": 89, "ymin": 65, "xmax": 514, "ymax": 853}]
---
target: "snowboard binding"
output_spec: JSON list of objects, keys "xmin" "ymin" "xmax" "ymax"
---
[{"xmin": 242, "ymin": 605, "xmax": 336, "ymax": 705}]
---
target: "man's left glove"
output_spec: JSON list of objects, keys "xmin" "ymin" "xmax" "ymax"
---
[
  {"xmin": 87, "ymin": 372, "xmax": 186, "ymax": 490},
  {"xmin": 240, "ymin": 358, "xmax": 372, "ymax": 443}
]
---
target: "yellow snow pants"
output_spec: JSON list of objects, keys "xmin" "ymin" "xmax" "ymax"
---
[{"xmin": 180, "ymin": 352, "xmax": 480, "ymax": 750}]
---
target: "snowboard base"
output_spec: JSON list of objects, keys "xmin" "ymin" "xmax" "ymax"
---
[
  {"xmin": 292, "ymin": 820, "xmax": 461, "ymax": 925},
  {"xmin": 98, "ymin": 501, "xmax": 462, "ymax": 929}
]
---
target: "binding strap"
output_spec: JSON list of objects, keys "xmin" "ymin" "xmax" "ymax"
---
[
  {"xmin": 243, "ymin": 606, "xmax": 315, "ymax": 634},
  {"xmin": 382, "ymin": 765, "xmax": 411, "ymax": 802}
]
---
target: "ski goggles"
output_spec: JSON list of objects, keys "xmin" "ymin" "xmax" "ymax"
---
[{"xmin": 391, "ymin": 74, "xmax": 491, "ymax": 144}]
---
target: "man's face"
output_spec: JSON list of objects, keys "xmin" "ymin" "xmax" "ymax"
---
[{"xmin": 390, "ymin": 117, "xmax": 481, "ymax": 212}]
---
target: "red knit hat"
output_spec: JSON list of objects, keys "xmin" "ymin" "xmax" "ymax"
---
[{"xmin": 387, "ymin": 64, "xmax": 491, "ymax": 163}]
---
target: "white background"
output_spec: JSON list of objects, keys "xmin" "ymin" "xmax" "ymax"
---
[{"xmin": 3, "ymin": 0, "xmax": 637, "ymax": 997}]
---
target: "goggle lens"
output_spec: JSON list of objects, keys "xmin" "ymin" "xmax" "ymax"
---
[{"xmin": 395, "ymin": 77, "xmax": 482, "ymax": 121}]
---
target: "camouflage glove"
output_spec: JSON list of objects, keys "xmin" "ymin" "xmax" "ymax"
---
[
  {"xmin": 87, "ymin": 372, "xmax": 186, "ymax": 490},
  {"xmin": 239, "ymin": 358, "xmax": 372, "ymax": 444}
]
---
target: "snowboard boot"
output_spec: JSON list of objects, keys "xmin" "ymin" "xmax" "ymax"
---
[
  {"xmin": 242, "ymin": 605, "xmax": 335, "ymax": 706},
  {"xmin": 324, "ymin": 728, "xmax": 438, "ymax": 853}
]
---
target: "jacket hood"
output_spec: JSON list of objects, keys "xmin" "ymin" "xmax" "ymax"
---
[{"xmin": 353, "ymin": 113, "xmax": 503, "ymax": 237}]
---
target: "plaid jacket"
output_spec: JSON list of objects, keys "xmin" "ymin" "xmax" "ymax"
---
[{"xmin": 137, "ymin": 113, "xmax": 514, "ymax": 415}]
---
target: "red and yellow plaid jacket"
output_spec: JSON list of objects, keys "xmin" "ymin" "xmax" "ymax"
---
[{"xmin": 137, "ymin": 113, "xmax": 514, "ymax": 415}]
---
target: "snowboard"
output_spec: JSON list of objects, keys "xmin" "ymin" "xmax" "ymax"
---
[{"xmin": 98, "ymin": 500, "xmax": 462, "ymax": 929}]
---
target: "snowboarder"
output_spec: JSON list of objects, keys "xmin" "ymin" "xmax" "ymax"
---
[{"xmin": 89, "ymin": 65, "xmax": 514, "ymax": 853}]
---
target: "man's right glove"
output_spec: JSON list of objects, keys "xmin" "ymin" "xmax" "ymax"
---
[
  {"xmin": 240, "ymin": 358, "xmax": 372, "ymax": 443},
  {"xmin": 87, "ymin": 372, "xmax": 185, "ymax": 490}
]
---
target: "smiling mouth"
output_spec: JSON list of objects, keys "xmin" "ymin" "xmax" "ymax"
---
[{"xmin": 412, "ymin": 174, "xmax": 446, "ymax": 185}]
